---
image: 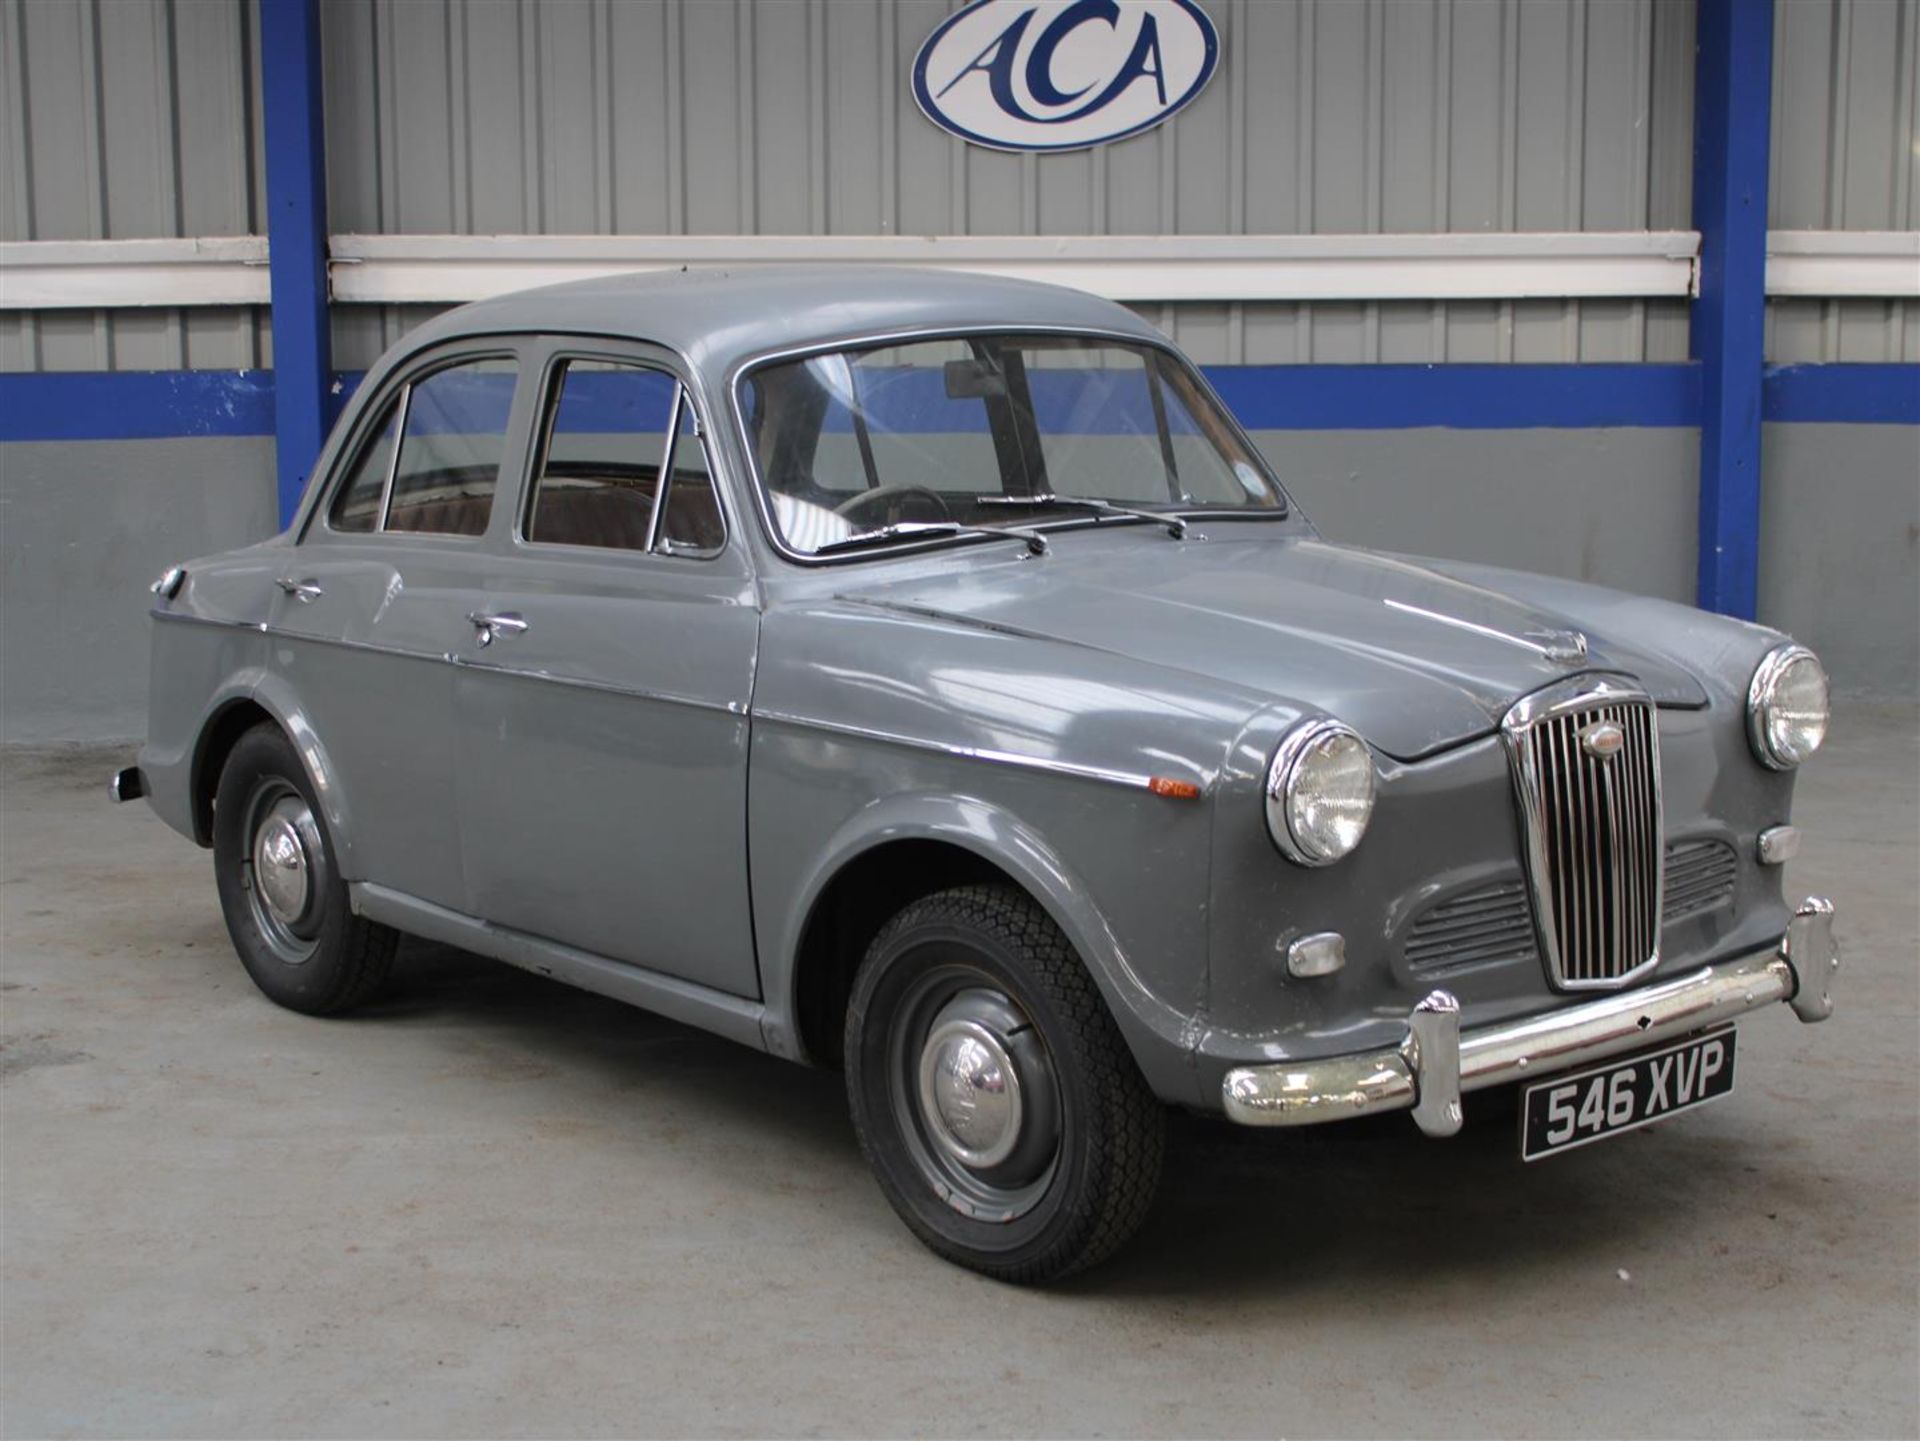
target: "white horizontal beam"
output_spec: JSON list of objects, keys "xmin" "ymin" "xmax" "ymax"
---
[
  {"xmin": 330, "ymin": 231, "xmax": 1702, "ymax": 305},
  {"xmin": 0, "ymin": 236, "xmax": 269, "ymax": 309},
  {"xmin": 2, "ymin": 230, "xmax": 1912, "ymax": 310},
  {"xmin": 1766, "ymin": 230, "xmax": 1920, "ymax": 299}
]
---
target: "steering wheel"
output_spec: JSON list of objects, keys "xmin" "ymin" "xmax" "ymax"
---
[{"xmin": 832, "ymin": 484, "xmax": 953, "ymax": 528}]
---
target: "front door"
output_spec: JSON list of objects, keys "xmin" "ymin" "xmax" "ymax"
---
[{"xmin": 452, "ymin": 345, "xmax": 761, "ymax": 998}]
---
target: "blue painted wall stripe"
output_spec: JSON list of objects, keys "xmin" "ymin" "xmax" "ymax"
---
[
  {"xmin": 1763, "ymin": 364, "xmax": 1920, "ymax": 425},
  {"xmin": 4, "ymin": 363, "xmax": 1916, "ymax": 443},
  {"xmin": 1206, "ymin": 363, "xmax": 1705, "ymax": 431},
  {"xmin": 0, "ymin": 371, "xmax": 280, "ymax": 441}
]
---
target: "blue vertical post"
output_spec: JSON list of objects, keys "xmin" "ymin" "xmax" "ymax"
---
[
  {"xmin": 260, "ymin": 0, "xmax": 331, "ymax": 528},
  {"xmin": 1691, "ymin": 0, "xmax": 1774, "ymax": 618}
]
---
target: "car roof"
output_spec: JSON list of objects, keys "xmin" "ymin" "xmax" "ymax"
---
[{"xmin": 397, "ymin": 265, "xmax": 1167, "ymax": 380}]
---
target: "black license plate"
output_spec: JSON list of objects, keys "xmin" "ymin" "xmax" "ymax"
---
[{"xmin": 1521, "ymin": 1027, "xmax": 1737, "ymax": 1161}]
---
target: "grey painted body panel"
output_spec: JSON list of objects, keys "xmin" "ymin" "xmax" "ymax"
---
[
  {"xmin": 135, "ymin": 269, "xmax": 1815, "ymax": 1114},
  {"xmin": 833, "ymin": 531, "xmax": 1709, "ymax": 762},
  {"xmin": 263, "ymin": 540, "xmax": 474, "ymax": 909},
  {"xmin": 451, "ymin": 542, "xmax": 762, "ymax": 997}
]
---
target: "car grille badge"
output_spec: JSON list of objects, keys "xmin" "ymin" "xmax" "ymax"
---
[{"xmin": 1579, "ymin": 720, "xmax": 1625, "ymax": 759}]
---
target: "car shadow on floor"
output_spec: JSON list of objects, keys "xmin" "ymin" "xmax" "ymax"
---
[{"xmin": 360, "ymin": 935, "xmax": 1782, "ymax": 1300}]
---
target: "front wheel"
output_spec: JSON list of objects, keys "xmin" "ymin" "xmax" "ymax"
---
[
  {"xmin": 212, "ymin": 723, "xmax": 397, "ymax": 1015},
  {"xmin": 845, "ymin": 885, "xmax": 1165, "ymax": 1283}
]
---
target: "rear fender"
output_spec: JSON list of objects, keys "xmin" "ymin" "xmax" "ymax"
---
[{"xmin": 242, "ymin": 672, "xmax": 360, "ymax": 878}]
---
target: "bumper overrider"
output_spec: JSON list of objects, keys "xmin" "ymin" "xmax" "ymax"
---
[{"xmin": 1222, "ymin": 897, "xmax": 1840, "ymax": 1134}]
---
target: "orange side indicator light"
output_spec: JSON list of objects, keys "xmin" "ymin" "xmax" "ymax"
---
[{"xmin": 1148, "ymin": 776, "xmax": 1201, "ymax": 800}]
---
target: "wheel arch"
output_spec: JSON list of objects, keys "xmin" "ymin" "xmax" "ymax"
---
[
  {"xmin": 770, "ymin": 794, "xmax": 1199, "ymax": 1104},
  {"xmin": 191, "ymin": 677, "xmax": 360, "ymax": 876}
]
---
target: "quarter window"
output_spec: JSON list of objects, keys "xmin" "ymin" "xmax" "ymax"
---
[
  {"xmin": 658, "ymin": 398, "xmax": 724, "ymax": 554},
  {"xmin": 385, "ymin": 358, "xmax": 518, "ymax": 535},
  {"xmin": 328, "ymin": 398, "xmax": 400, "ymax": 533},
  {"xmin": 527, "ymin": 361, "xmax": 678, "ymax": 552}
]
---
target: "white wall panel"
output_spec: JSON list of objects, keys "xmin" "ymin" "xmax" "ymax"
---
[
  {"xmin": 8, "ymin": 0, "xmax": 1911, "ymax": 372},
  {"xmin": 319, "ymin": 0, "xmax": 1701, "ymax": 368},
  {"xmin": 0, "ymin": 0, "xmax": 266, "ymax": 372},
  {"xmin": 1768, "ymin": 0, "xmax": 1920, "ymax": 362}
]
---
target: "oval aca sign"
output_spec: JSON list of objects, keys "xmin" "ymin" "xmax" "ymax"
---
[{"xmin": 912, "ymin": 0, "xmax": 1220, "ymax": 153}]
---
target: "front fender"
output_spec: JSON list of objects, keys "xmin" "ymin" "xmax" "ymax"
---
[{"xmin": 760, "ymin": 788, "xmax": 1209, "ymax": 1107}]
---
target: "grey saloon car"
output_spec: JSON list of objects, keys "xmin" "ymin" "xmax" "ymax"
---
[{"xmin": 115, "ymin": 268, "xmax": 1840, "ymax": 1281}]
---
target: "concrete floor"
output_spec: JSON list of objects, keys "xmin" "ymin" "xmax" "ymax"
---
[{"xmin": 3, "ymin": 707, "xmax": 1916, "ymax": 1439}]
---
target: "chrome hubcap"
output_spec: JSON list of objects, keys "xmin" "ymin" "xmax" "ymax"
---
[
  {"xmin": 252, "ymin": 809, "xmax": 311, "ymax": 924},
  {"xmin": 892, "ymin": 979, "xmax": 1061, "ymax": 1223},
  {"xmin": 241, "ymin": 783, "xmax": 326, "ymax": 964},
  {"xmin": 919, "ymin": 1017, "xmax": 1023, "ymax": 1169}
]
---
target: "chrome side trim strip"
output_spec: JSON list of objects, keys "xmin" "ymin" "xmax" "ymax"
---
[
  {"xmin": 158, "ymin": 613, "xmax": 744, "ymax": 715},
  {"xmin": 150, "ymin": 609, "xmax": 268, "ymax": 633},
  {"xmin": 446, "ymin": 654, "xmax": 746, "ymax": 715},
  {"xmin": 349, "ymin": 881, "xmax": 769, "ymax": 1051},
  {"xmin": 256, "ymin": 625, "xmax": 448, "ymax": 668},
  {"xmin": 752, "ymin": 708, "xmax": 1206, "ymax": 795}
]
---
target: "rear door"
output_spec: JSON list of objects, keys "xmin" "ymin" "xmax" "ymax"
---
[
  {"xmin": 272, "ymin": 344, "xmax": 533, "ymax": 910},
  {"xmin": 452, "ymin": 339, "xmax": 761, "ymax": 997}
]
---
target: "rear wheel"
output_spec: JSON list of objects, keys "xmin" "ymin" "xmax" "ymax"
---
[
  {"xmin": 845, "ymin": 884, "xmax": 1165, "ymax": 1283},
  {"xmin": 212, "ymin": 723, "xmax": 396, "ymax": 1015}
]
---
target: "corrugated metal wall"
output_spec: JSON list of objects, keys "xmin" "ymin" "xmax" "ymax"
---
[
  {"xmin": 6, "ymin": 0, "xmax": 1914, "ymax": 373},
  {"xmin": 322, "ymin": 0, "xmax": 1698, "ymax": 369},
  {"xmin": 1768, "ymin": 0, "xmax": 1920, "ymax": 362},
  {"xmin": 0, "ymin": 0, "xmax": 269, "ymax": 371}
]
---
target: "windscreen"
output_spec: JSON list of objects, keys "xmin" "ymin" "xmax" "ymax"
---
[{"xmin": 740, "ymin": 334, "xmax": 1285, "ymax": 555}]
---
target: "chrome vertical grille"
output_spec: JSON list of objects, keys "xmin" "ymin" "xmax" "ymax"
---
[{"xmin": 1502, "ymin": 677, "xmax": 1664, "ymax": 990}]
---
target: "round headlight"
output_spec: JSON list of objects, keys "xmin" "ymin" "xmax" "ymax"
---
[
  {"xmin": 1747, "ymin": 643, "xmax": 1830, "ymax": 770},
  {"xmin": 1265, "ymin": 719, "xmax": 1376, "ymax": 866}
]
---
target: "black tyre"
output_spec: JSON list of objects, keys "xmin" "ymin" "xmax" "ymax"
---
[
  {"xmin": 845, "ymin": 884, "xmax": 1165, "ymax": 1283},
  {"xmin": 211, "ymin": 723, "xmax": 397, "ymax": 1015}
]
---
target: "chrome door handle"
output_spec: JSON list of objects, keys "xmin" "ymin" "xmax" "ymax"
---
[
  {"xmin": 467, "ymin": 610, "xmax": 528, "ymax": 647},
  {"xmin": 274, "ymin": 577, "xmax": 323, "ymax": 603}
]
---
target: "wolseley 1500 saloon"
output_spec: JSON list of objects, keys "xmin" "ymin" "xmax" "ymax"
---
[{"xmin": 115, "ymin": 268, "xmax": 1840, "ymax": 1282}]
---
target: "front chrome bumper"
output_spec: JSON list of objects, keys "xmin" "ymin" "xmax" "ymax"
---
[{"xmin": 1222, "ymin": 897, "xmax": 1840, "ymax": 1135}]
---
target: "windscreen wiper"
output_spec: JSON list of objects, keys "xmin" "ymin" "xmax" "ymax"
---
[
  {"xmin": 813, "ymin": 520, "xmax": 1050, "ymax": 557},
  {"xmin": 977, "ymin": 492, "xmax": 1189, "ymax": 538}
]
